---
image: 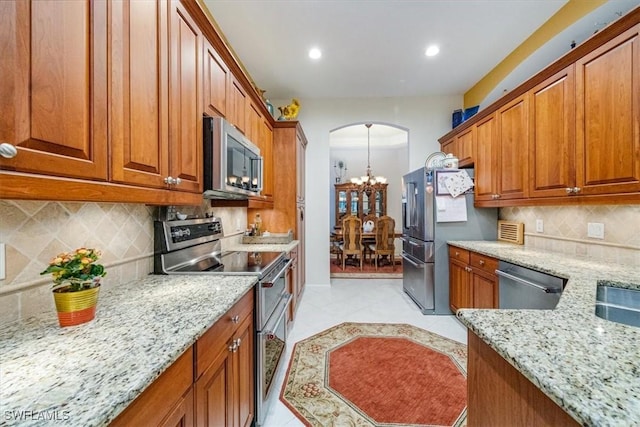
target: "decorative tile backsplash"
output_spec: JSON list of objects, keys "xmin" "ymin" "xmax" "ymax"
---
[
  {"xmin": 500, "ymin": 205, "xmax": 640, "ymax": 266},
  {"xmin": 0, "ymin": 200, "xmax": 245, "ymax": 325}
]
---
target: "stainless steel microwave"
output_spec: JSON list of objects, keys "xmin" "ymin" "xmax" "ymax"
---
[{"xmin": 203, "ymin": 116, "xmax": 263, "ymax": 199}]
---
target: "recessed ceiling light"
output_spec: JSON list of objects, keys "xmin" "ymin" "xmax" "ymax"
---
[
  {"xmin": 425, "ymin": 45, "xmax": 440, "ymax": 57},
  {"xmin": 309, "ymin": 47, "xmax": 322, "ymax": 60}
]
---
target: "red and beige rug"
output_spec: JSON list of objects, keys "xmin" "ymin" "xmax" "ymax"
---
[
  {"xmin": 280, "ymin": 322, "xmax": 467, "ymax": 427},
  {"xmin": 329, "ymin": 257, "xmax": 402, "ymax": 279}
]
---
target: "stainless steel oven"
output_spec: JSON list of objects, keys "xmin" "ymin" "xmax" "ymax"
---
[{"xmin": 153, "ymin": 216, "xmax": 291, "ymax": 426}]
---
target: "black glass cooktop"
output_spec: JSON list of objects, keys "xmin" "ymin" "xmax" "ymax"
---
[{"xmin": 173, "ymin": 251, "xmax": 284, "ymax": 276}]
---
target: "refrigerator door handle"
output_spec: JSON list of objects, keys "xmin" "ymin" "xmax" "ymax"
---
[
  {"xmin": 405, "ymin": 182, "xmax": 414, "ymax": 228},
  {"xmin": 402, "ymin": 253, "xmax": 424, "ymax": 268}
]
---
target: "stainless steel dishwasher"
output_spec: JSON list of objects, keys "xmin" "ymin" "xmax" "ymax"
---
[{"xmin": 495, "ymin": 261, "xmax": 567, "ymax": 309}]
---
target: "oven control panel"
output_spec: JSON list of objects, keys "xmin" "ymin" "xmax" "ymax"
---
[{"xmin": 155, "ymin": 217, "xmax": 224, "ymax": 252}]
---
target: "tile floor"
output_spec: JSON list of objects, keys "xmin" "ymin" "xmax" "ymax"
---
[{"xmin": 262, "ymin": 278, "xmax": 468, "ymax": 427}]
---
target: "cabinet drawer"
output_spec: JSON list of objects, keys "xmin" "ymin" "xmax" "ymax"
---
[
  {"xmin": 470, "ymin": 252, "xmax": 498, "ymax": 275},
  {"xmin": 195, "ymin": 290, "xmax": 254, "ymax": 378},
  {"xmin": 449, "ymin": 246, "xmax": 470, "ymax": 264}
]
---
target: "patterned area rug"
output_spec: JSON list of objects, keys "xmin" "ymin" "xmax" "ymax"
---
[
  {"xmin": 329, "ymin": 257, "xmax": 402, "ymax": 279},
  {"xmin": 280, "ymin": 323, "xmax": 467, "ymax": 427}
]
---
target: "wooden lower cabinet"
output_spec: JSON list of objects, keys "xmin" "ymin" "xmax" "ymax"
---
[
  {"xmin": 110, "ymin": 348, "xmax": 194, "ymax": 426},
  {"xmin": 110, "ymin": 290, "xmax": 255, "ymax": 427},
  {"xmin": 448, "ymin": 246, "xmax": 498, "ymax": 312},
  {"xmin": 468, "ymin": 331, "xmax": 578, "ymax": 426},
  {"xmin": 286, "ymin": 248, "xmax": 301, "ymax": 329},
  {"xmin": 195, "ymin": 291, "xmax": 254, "ymax": 427}
]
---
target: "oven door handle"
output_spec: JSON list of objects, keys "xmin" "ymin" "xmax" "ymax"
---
[
  {"xmin": 261, "ymin": 293, "xmax": 291, "ymax": 333},
  {"xmin": 261, "ymin": 258, "xmax": 293, "ymax": 287}
]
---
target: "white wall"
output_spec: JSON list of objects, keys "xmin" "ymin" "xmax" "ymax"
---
[{"xmin": 274, "ymin": 95, "xmax": 462, "ymax": 286}]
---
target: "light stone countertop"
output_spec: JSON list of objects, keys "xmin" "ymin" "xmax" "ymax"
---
[
  {"xmin": 227, "ymin": 240, "xmax": 299, "ymax": 253},
  {"xmin": 448, "ymin": 240, "xmax": 640, "ymax": 426},
  {"xmin": 0, "ymin": 274, "xmax": 257, "ymax": 427}
]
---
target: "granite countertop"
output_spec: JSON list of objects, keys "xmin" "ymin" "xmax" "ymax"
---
[
  {"xmin": 0, "ymin": 274, "xmax": 257, "ymax": 427},
  {"xmin": 228, "ymin": 239, "xmax": 299, "ymax": 253},
  {"xmin": 448, "ymin": 241, "xmax": 640, "ymax": 426}
]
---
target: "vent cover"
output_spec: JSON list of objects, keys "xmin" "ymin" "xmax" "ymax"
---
[{"xmin": 498, "ymin": 221, "xmax": 524, "ymax": 245}]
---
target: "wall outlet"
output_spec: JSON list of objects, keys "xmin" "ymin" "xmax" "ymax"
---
[
  {"xmin": 535, "ymin": 219, "xmax": 544, "ymax": 233},
  {"xmin": 587, "ymin": 222, "xmax": 605, "ymax": 239},
  {"xmin": 0, "ymin": 243, "xmax": 5, "ymax": 280}
]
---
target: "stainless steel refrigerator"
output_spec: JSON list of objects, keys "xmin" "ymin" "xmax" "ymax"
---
[{"xmin": 401, "ymin": 167, "xmax": 497, "ymax": 314}]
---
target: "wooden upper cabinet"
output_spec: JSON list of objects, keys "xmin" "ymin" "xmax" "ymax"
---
[
  {"xmin": 529, "ymin": 66, "xmax": 576, "ymax": 198},
  {"xmin": 296, "ymin": 128, "xmax": 307, "ymax": 203},
  {"xmin": 228, "ymin": 76, "xmax": 247, "ymax": 134},
  {"xmin": 203, "ymin": 38, "xmax": 228, "ymax": 118},
  {"xmin": 441, "ymin": 127, "xmax": 474, "ymax": 167},
  {"xmin": 246, "ymin": 101, "xmax": 262, "ymax": 144},
  {"xmin": 110, "ymin": 0, "xmax": 169, "ymax": 188},
  {"xmin": 576, "ymin": 24, "xmax": 640, "ymax": 196},
  {"xmin": 497, "ymin": 95, "xmax": 529, "ymax": 200},
  {"xmin": 261, "ymin": 119, "xmax": 274, "ymax": 199},
  {"xmin": 169, "ymin": 0, "xmax": 203, "ymax": 193},
  {"xmin": 474, "ymin": 114, "xmax": 498, "ymax": 202},
  {"xmin": 0, "ymin": 0, "xmax": 108, "ymax": 180},
  {"xmin": 456, "ymin": 127, "xmax": 475, "ymax": 166}
]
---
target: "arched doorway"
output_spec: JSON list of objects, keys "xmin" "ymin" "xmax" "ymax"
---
[{"xmin": 328, "ymin": 122, "xmax": 409, "ymax": 278}]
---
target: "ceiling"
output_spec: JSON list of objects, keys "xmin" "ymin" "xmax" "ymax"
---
[{"xmin": 202, "ymin": 0, "xmax": 569, "ymax": 100}]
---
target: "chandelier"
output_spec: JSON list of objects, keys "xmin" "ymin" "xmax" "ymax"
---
[{"xmin": 350, "ymin": 123, "xmax": 387, "ymax": 192}]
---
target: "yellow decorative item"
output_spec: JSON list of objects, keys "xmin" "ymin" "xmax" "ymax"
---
[
  {"xmin": 41, "ymin": 248, "xmax": 106, "ymax": 327},
  {"xmin": 278, "ymin": 98, "xmax": 301, "ymax": 120}
]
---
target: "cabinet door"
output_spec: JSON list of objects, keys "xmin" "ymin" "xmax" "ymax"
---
[
  {"xmin": 234, "ymin": 314, "xmax": 255, "ymax": 427},
  {"xmin": 159, "ymin": 387, "xmax": 194, "ymax": 427},
  {"xmin": 474, "ymin": 114, "xmax": 498, "ymax": 201},
  {"xmin": 296, "ymin": 128, "xmax": 307, "ymax": 203},
  {"xmin": 471, "ymin": 269, "xmax": 498, "ymax": 309},
  {"xmin": 110, "ymin": 0, "xmax": 169, "ymax": 188},
  {"xmin": 529, "ymin": 66, "xmax": 576, "ymax": 198},
  {"xmin": 196, "ymin": 345, "xmax": 234, "ymax": 427},
  {"xmin": 261, "ymin": 119, "xmax": 274, "ymax": 199},
  {"xmin": 203, "ymin": 38, "xmax": 228, "ymax": 118},
  {"xmin": 456, "ymin": 127, "xmax": 475, "ymax": 166},
  {"xmin": 297, "ymin": 204, "xmax": 306, "ymax": 296},
  {"xmin": 228, "ymin": 76, "xmax": 247, "ymax": 134},
  {"xmin": 449, "ymin": 259, "xmax": 471, "ymax": 312},
  {"xmin": 497, "ymin": 95, "xmax": 529, "ymax": 200},
  {"xmin": 169, "ymin": 0, "xmax": 202, "ymax": 193},
  {"xmin": 576, "ymin": 24, "xmax": 640, "ymax": 196},
  {"xmin": 0, "ymin": 0, "xmax": 108, "ymax": 180}
]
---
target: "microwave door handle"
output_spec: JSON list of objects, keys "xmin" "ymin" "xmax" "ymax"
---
[{"xmin": 251, "ymin": 157, "xmax": 263, "ymax": 192}]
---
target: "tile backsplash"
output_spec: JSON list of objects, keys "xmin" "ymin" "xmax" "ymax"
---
[
  {"xmin": 500, "ymin": 205, "xmax": 640, "ymax": 266},
  {"xmin": 0, "ymin": 200, "xmax": 245, "ymax": 325}
]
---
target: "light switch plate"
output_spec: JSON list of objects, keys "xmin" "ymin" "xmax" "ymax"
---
[
  {"xmin": 535, "ymin": 219, "xmax": 544, "ymax": 233},
  {"xmin": 587, "ymin": 222, "xmax": 605, "ymax": 239},
  {"xmin": 0, "ymin": 243, "xmax": 5, "ymax": 280}
]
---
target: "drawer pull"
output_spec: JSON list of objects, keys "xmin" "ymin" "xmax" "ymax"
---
[
  {"xmin": 231, "ymin": 315, "xmax": 240, "ymax": 323},
  {"xmin": 479, "ymin": 260, "xmax": 485, "ymax": 266}
]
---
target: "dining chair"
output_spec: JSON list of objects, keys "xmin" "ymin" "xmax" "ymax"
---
[
  {"xmin": 368, "ymin": 215, "xmax": 395, "ymax": 270},
  {"xmin": 362, "ymin": 214, "xmax": 377, "ymax": 264},
  {"xmin": 340, "ymin": 215, "xmax": 363, "ymax": 270}
]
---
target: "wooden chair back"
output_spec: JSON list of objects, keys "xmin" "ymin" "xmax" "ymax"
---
[
  {"xmin": 340, "ymin": 215, "xmax": 363, "ymax": 270},
  {"xmin": 372, "ymin": 215, "xmax": 395, "ymax": 270}
]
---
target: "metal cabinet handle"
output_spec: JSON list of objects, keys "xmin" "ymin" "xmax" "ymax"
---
[
  {"xmin": 228, "ymin": 342, "xmax": 237, "ymax": 352},
  {"xmin": 573, "ymin": 187, "xmax": 581, "ymax": 193},
  {"xmin": 235, "ymin": 338, "xmax": 242, "ymax": 348},
  {"xmin": 465, "ymin": 266, "xmax": 472, "ymax": 272},
  {"xmin": 565, "ymin": 187, "xmax": 573, "ymax": 194},
  {"xmin": 164, "ymin": 176, "xmax": 182, "ymax": 185},
  {"xmin": 0, "ymin": 143, "xmax": 18, "ymax": 159},
  {"xmin": 231, "ymin": 315, "xmax": 239, "ymax": 323},
  {"xmin": 479, "ymin": 260, "xmax": 485, "ymax": 266},
  {"xmin": 455, "ymin": 251, "xmax": 460, "ymax": 257}
]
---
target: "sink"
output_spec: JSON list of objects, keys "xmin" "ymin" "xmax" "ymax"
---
[{"xmin": 595, "ymin": 284, "xmax": 640, "ymax": 328}]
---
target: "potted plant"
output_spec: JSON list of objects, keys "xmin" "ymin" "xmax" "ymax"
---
[{"xmin": 41, "ymin": 248, "xmax": 107, "ymax": 327}]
